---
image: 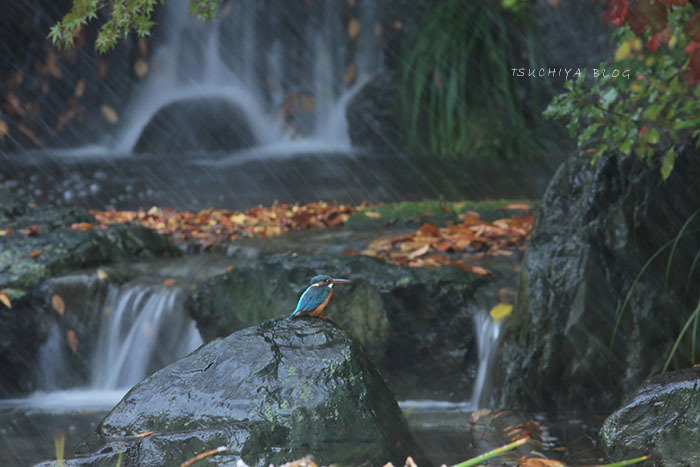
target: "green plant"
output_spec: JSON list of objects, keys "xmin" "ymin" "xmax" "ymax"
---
[
  {"xmin": 544, "ymin": 2, "xmax": 700, "ymax": 180},
  {"xmin": 50, "ymin": 0, "xmax": 221, "ymax": 53},
  {"xmin": 609, "ymin": 212, "xmax": 700, "ymax": 370},
  {"xmin": 399, "ymin": 0, "xmax": 546, "ymax": 160}
]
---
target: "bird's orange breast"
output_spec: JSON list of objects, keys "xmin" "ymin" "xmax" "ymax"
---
[{"xmin": 308, "ymin": 289, "xmax": 333, "ymax": 316}]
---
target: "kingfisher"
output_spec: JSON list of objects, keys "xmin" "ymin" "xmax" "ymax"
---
[{"xmin": 290, "ymin": 275, "xmax": 351, "ymax": 319}]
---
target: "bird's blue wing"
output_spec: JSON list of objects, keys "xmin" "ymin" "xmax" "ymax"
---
[{"xmin": 291, "ymin": 286, "xmax": 329, "ymax": 316}]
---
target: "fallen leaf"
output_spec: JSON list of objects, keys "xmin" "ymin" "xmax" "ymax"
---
[
  {"xmin": 100, "ymin": 105, "xmax": 119, "ymax": 124},
  {"xmin": 520, "ymin": 460, "xmax": 565, "ymax": 467},
  {"xmin": 134, "ymin": 430, "xmax": 154, "ymax": 438},
  {"xmin": 69, "ymin": 222, "xmax": 95, "ymax": 231},
  {"xmin": 470, "ymin": 408, "xmax": 492, "ymax": 424},
  {"xmin": 345, "ymin": 63, "xmax": 356, "ymax": 85},
  {"xmin": 67, "ymin": 330, "xmax": 78, "ymax": 354},
  {"xmin": 52, "ymin": 295, "xmax": 65, "ymax": 315},
  {"xmin": 364, "ymin": 211, "xmax": 381, "ymax": 219},
  {"xmin": 134, "ymin": 58, "xmax": 149, "ymax": 79},
  {"xmin": 29, "ymin": 250, "xmax": 42, "ymax": 259},
  {"xmin": 407, "ymin": 243, "xmax": 430, "ymax": 260},
  {"xmin": 224, "ymin": 265, "xmax": 234, "ymax": 273},
  {"xmin": 163, "ymin": 278, "xmax": 176, "ymax": 287},
  {"xmin": 0, "ymin": 290, "xmax": 12, "ymax": 309},
  {"xmin": 74, "ymin": 79, "xmax": 85, "ymax": 98},
  {"xmin": 499, "ymin": 202, "xmax": 532, "ymax": 211},
  {"xmin": 348, "ymin": 18, "xmax": 359, "ymax": 40},
  {"xmin": 471, "ymin": 266, "xmax": 489, "ymax": 276},
  {"xmin": 96, "ymin": 269, "xmax": 108, "ymax": 280}
]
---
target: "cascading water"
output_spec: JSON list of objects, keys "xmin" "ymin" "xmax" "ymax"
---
[
  {"xmin": 98, "ymin": 0, "xmax": 383, "ymax": 155},
  {"xmin": 399, "ymin": 309, "xmax": 502, "ymax": 413},
  {"xmin": 18, "ymin": 277, "xmax": 203, "ymax": 411},
  {"xmin": 89, "ymin": 283, "xmax": 203, "ymax": 390}
]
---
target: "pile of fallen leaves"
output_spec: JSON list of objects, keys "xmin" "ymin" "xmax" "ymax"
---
[
  {"xmin": 82, "ymin": 202, "xmax": 354, "ymax": 248},
  {"xmin": 347, "ymin": 209, "xmax": 534, "ymax": 275},
  {"xmin": 77, "ymin": 202, "xmax": 534, "ymax": 276}
]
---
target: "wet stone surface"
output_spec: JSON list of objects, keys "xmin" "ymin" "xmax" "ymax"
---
[
  {"xmin": 40, "ymin": 318, "xmax": 428, "ymax": 467},
  {"xmin": 600, "ymin": 366, "xmax": 700, "ymax": 466}
]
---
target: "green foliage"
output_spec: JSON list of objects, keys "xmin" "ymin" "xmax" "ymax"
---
[
  {"xmin": 50, "ymin": 0, "xmax": 221, "ymax": 53},
  {"xmin": 609, "ymin": 211, "xmax": 700, "ymax": 371},
  {"xmin": 399, "ymin": 0, "xmax": 546, "ymax": 160},
  {"xmin": 543, "ymin": 3, "xmax": 700, "ymax": 180}
]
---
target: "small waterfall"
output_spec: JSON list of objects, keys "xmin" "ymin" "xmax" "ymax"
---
[
  {"xmin": 36, "ymin": 323, "xmax": 69, "ymax": 391},
  {"xmin": 399, "ymin": 310, "xmax": 502, "ymax": 412},
  {"xmin": 102, "ymin": 0, "xmax": 383, "ymax": 154},
  {"xmin": 471, "ymin": 311, "xmax": 502, "ymax": 407},
  {"xmin": 29, "ymin": 277, "xmax": 203, "ymax": 410},
  {"xmin": 90, "ymin": 284, "xmax": 203, "ymax": 390}
]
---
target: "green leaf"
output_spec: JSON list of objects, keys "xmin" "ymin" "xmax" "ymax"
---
[
  {"xmin": 600, "ymin": 87, "xmax": 619, "ymax": 110},
  {"xmin": 578, "ymin": 123, "xmax": 601, "ymax": 146},
  {"xmin": 661, "ymin": 147, "xmax": 675, "ymax": 181},
  {"xmin": 647, "ymin": 128, "xmax": 660, "ymax": 144},
  {"xmin": 619, "ymin": 139, "xmax": 633, "ymax": 155}
]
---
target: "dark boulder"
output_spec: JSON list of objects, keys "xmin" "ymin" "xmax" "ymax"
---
[
  {"xmin": 600, "ymin": 366, "xmax": 700, "ymax": 466},
  {"xmin": 133, "ymin": 97, "xmax": 257, "ymax": 154},
  {"xmin": 45, "ymin": 318, "xmax": 428, "ymax": 466},
  {"xmin": 185, "ymin": 252, "xmax": 504, "ymax": 400},
  {"xmin": 0, "ymin": 185, "xmax": 181, "ymax": 395},
  {"xmin": 494, "ymin": 147, "xmax": 700, "ymax": 412}
]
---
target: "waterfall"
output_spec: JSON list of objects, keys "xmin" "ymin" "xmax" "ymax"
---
[
  {"xmin": 90, "ymin": 284, "xmax": 203, "ymax": 390},
  {"xmin": 399, "ymin": 310, "xmax": 502, "ymax": 412},
  {"xmin": 470, "ymin": 311, "xmax": 502, "ymax": 407},
  {"xmin": 102, "ymin": 0, "xmax": 383, "ymax": 154},
  {"xmin": 25, "ymin": 278, "xmax": 203, "ymax": 410}
]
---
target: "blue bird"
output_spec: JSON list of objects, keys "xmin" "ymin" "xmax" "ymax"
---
[{"xmin": 290, "ymin": 275, "xmax": 351, "ymax": 319}]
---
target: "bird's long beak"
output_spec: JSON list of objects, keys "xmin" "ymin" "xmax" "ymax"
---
[{"xmin": 331, "ymin": 278, "xmax": 351, "ymax": 284}]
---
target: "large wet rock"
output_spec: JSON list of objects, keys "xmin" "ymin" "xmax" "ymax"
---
[
  {"xmin": 0, "ymin": 185, "xmax": 181, "ymax": 395},
  {"xmin": 186, "ymin": 253, "xmax": 505, "ymax": 400},
  {"xmin": 47, "ymin": 318, "xmax": 428, "ymax": 466},
  {"xmin": 600, "ymin": 366, "xmax": 700, "ymax": 466},
  {"xmin": 133, "ymin": 98, "xmax": 257, "ymax": 154},
  {"xmin": 494, "ymin": 147, "xmax": 700, "ymax": 411}
]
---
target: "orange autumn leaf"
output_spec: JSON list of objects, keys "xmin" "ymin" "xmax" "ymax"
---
[
  {"xmin": 134, "ymin": 431, "xmax": 154, "ymax": 438},
  {"xmin": 418, "ymin": 223, "xmax": 440, "ymax": 236},
  {"xmin": 67, "ymin": 330, "xmax": 78, "ymax": 354},
  {"xmin": 520, "ymin": 460, "xmax": 565, "ymax": 467},
  {"xmin": 29, "ymin": 250, "xmax": 42, "ymax": 259},
  {"xmin": 70, "ymin": 222, "xmax": 95, "ymax": 231},
  {"xmin": 163, "ymin": 278, "xmax": 176, "ymax": 288},
  {"xmin": 407, "ymin": 244, "xmax": 430, "ymax": 260},
  {"xmin": 52, "ymin": 295, "xmax": 65, "ymax": 315},
  {"xmin": 0, "ymin": 290, "xmax": 12, "ymax": 309}
]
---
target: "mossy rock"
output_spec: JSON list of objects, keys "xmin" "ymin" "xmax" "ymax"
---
[{"xmin": 46, "ymin": 318, "xmax": 429, "ymax": 466}]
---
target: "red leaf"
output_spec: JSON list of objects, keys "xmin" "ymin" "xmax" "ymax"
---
[
  {"xmin": 647, "ymin": 33, "xmax": 662, "ymax": 52},
  {"xmin": 686, "ymin": 11, "xmax": 700, "ymax": 43},
  {"xmin": 626, "ymin": 3, "xmax": 649, "ymax": 35},
  {"xmin": 646, "ymin": 1, "xmax": 668, "ymax": 32},
  {"xmin": 638, "ymin": 126, "xmax": 648, "ymax": 139},
  {"xmin": 683, "ymin": 48, "xmax": 700, "ymax": 85},
  {"xmin": 603, "ymin": 0, "xmax": 629, "ymax": 27}
]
